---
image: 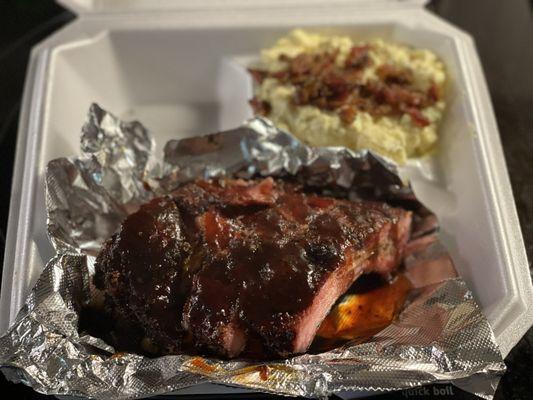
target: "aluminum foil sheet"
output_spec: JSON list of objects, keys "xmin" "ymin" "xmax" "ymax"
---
[{"xmin": 0, "ymin": 104, "xmax": 505, "ymax": 399}]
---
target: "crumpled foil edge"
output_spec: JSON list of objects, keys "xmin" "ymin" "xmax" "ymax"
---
[{"xmin": 0, "ymin": 104, "xmax": 505, "ymax": 399}]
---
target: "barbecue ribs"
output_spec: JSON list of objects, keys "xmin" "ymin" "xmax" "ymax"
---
[{"xmin": 94, "ymin": 178, "xmax": 412, "ymax": 358}]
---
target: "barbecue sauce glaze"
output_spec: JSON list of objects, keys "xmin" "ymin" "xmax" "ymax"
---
[{"xmin": 90, "ymin": 178, "xmax": 410, "ymax": 358}]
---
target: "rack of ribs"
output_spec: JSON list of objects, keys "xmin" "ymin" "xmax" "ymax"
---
[{"xmin": 94, "ymin": 178, "xmax": 412, "ymax": 358}]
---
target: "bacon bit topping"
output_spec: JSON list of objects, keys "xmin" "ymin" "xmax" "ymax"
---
[
  {"xmin": 339, "ymin": 106, "xmax": 357, "ymax": 125},
  {"xmin": 271, "ymin": 70, "xmax": 289, "ymax": 80},
  {"xmin": 345, "ymin": 45, "xmax": 370, "ymax": 70},
  {"xmin": 249, "ymin": 97, "xmax": 271, "ymax": 116},
  {"xmin": 249, "ymin": 45, "xmax": 441, "ymax": 127},
  {"xmin": 248, "ymin": 68, "xmax": 268, "ymax": 84},
  {"xmin": 376, "ymin": 64, "xmax": 413, "ymax": 86},
  {"xmin": 406, "ymin": 108, "xmax": 430, "ymax": 127},
  {"xmin": 427, "ymin": 82, "xmax": 441, "ymax": 103}
]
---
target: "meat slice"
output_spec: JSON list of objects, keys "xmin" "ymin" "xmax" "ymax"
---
[
  {"xmin": 94, "ymin": 178, "xmax": 411, "ymax": 358},
  {"xmin": 182, "ymin": 184, "xmax": 412, "ymax": 357},
  {"xmin": 93, "ymin": 196, "xmax": 193, "ymax": 353}
]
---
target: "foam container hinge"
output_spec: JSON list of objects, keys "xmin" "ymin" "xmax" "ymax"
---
[{"xmin": 1, "ymin": 0, "xmax": 531, "ymax": 397}]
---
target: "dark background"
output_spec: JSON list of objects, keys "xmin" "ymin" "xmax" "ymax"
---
[{"xmin": 0, "ymin": 0, "xmax": 532, "ymax": 398}]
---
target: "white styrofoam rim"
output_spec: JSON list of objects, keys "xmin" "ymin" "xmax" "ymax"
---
[
  {"xmin": 457, "ymin": 35, "xmax": 533, "ymax": 356},
  {"xmin": 56, "ymin": 0, "xmax": 430, "ymax": 15},
  {"xmin": 0, "ymin": 47, "xmax": 50, "ymax": 331}
]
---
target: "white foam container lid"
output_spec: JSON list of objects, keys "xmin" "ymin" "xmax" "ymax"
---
[{"xmin": 1, "ymin": 0, "xmax": 532, "ymax": 396}]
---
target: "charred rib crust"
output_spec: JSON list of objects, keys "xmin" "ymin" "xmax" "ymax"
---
[{"xmin": 95, "ymin": 179, "xmax": 411, "ymax": 358}]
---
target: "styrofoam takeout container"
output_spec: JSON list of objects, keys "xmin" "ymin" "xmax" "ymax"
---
[{"xmin": 1, "ymin": 0, "xmax": 532, "ymax": 396}]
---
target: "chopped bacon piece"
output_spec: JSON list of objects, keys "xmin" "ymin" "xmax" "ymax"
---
[
  {"xmin": 249, "ymin": 97, "xmax": 272, "ymax": 116},
  {"xmin": 290, "ymin": 53, "xmax": 314, "ymax": 75},
  {"xmin": 271, "ymin": 70, "xmax": 289, "ymax": 80},
  {"xmin": 407, "ymin": 108, "xmax": 430, "ymax": 127},
  {"xmin": 339, "ymin": 106, "xmax": 357, "ymax": 125},
  {"xmin": 377, "ymin": 64, "xmax": 413, "ymax": 86},
  {"xmin": 345, "ymin": 45, "xmax": 370, "ymax": 70},
  {"xmin": 248, "ymin": 68, "xmax": 268, "ymax": 84},
  {"xmin": 427, "ymin": 82, "xmax": 441, "ymax": 102}
]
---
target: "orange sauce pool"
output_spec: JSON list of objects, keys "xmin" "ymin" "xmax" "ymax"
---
[
  {"xmin": 189, "ymin": 357, "xmax": 216, "ymax": 373},
  {"xmin": 312, "ymin": 274, "xmax": 412, "ymax": 351}
]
